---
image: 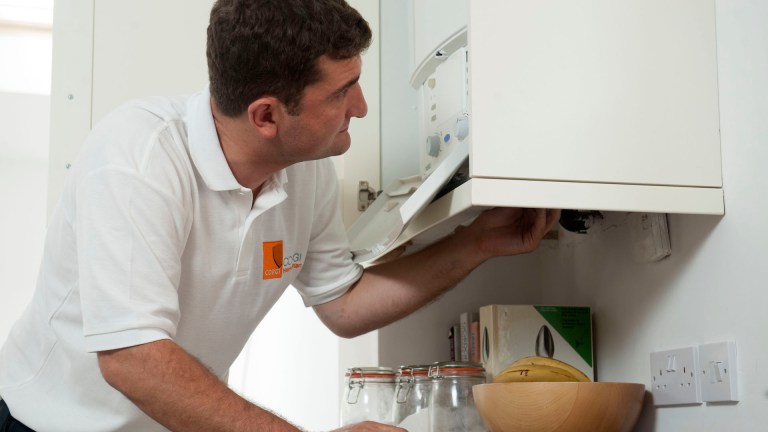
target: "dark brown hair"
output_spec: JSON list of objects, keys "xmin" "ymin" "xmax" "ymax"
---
[{"xmin": 207, "ymin": 0, "xmax": 372, "ymax": 116}]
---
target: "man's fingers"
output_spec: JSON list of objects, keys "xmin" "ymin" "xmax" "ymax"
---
[{"xmin": 544, "ymin": 208, "xmax": 561, "ymax": 233}]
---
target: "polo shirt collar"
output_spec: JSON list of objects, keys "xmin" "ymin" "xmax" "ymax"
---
[{"xmin": 186, "ymin": 87, "xmax": 288, "ymax": 192}]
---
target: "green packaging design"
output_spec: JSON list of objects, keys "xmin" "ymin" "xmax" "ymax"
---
[{"xmin": 479, "ymin": 304, "xmax": 594, "ymax": 381}]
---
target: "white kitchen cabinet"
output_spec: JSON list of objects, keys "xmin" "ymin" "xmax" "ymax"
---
[
  {"xmin": 372, "ymin": 0, "xmax": 724, "ymax": 259},
  {"xmin": 468, "ymin": 0, "xmax": 722, "ymax": 206}
]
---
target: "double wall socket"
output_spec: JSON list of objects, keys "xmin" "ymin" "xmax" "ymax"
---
[
  {"xmin": 650, "ymin": 346, "xmax": 701, "ymax": 405},
  {"xmin": 650, "ymin": 341, "xmax": 738, "ymax": 406}
]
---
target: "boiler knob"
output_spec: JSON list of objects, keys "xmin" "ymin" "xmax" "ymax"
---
[
  {"xmin": 454, "ymin": 115, "xmax": 469, "ymax": 141},
  {"xmin": 426, "ymin": 135, "xmax": 441, "ymax": 157}
]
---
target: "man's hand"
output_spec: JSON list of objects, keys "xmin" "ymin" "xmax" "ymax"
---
[
  {"xmin": 460, "ymin": 207, "xmax": 561, "ymax": 260},
  {"xmin": 332, "ymin": 421, "xmax": 407, "ymax": 431}
]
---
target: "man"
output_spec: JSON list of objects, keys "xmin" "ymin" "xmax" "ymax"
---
[{"xmin": 0, "ymin": 0, "xmax": 559, "ymax": 430}]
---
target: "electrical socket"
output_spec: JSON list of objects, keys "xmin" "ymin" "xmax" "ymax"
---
[
  {"xmin": 699, "ymin": 341, "xmax": 739, "ymax": 402},
  {"xmin": 650, "ymin": 346, "xmax": 702, "ymax": 405}
]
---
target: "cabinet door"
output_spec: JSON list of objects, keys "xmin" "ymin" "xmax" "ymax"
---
[
  {"xmin": 47, "ymin": 0, "xmax": 212, "ymax": 213},
  {"xmin": 469, "ymin": 0, "xmax": 721, "ymax": 188},
  {"xmin": 336, "ymin": 0, "xmax": 381, "ymax": 228},
  {"xmin": 90, "ymin": 0, "xmax": 212, "ymax": 123}
]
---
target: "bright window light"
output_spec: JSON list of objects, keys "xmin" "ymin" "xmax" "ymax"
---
[{"xmin": 0, "ymin": 0, "xmax": 54, "ymax": 28}]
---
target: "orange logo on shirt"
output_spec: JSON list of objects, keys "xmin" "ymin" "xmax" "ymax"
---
[{"xmin": 263, "ymin": 241, "xmax": 283, "ymax": 280}]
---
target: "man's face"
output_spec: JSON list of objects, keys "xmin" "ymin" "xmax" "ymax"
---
[{"xmin": 275, "ymin": 55, "xmax": 368, "ymax": 163}]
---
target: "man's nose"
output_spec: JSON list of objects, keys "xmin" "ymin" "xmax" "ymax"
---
[{"xmin": 348, "ymin": 83, "xmax": 368, "ymax": 118}]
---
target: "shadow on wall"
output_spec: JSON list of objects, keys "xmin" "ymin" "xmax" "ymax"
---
[
  {"xmin": 543, "ymin": 212, "xmax": 723, "ymax": 431},
  {"xmin": 634, "ymin": 391, "xmax": 657, "ymax": 431},
  {"xmin": 377, "ymin": 250, "xmax": 546, "ymax": 367},
  {"xmin": 542, "ymin": 211, "xmax": 723, "ymax": 339}
]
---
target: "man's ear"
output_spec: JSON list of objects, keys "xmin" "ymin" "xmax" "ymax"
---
[{"xmin": 246, "ymin": 96, "xmax": 282, "ymax": 139}]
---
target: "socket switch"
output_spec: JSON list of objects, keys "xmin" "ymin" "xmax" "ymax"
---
[
  {"xmin": 650, "ymin": 346, "xmax": 702, "ymax": 405},
  {"xmin": 699, "ymin": 341, "xmax": 738, "ymax": 402}
]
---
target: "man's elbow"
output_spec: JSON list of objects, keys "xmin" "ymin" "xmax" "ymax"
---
[
  {"xmin": 96, "ymin": 342, "xmax": 156, "ymax": 391},
  {"xmin": 97, "ymin": 350, "xmax": 125, "ymax": 389},
  {"xmin": 317, "ymin": 312, "xmax": 369, "ymax": 339},
  {"xmin": 331, "ymin": 326, "xmax": 366, "ymax": 339}
]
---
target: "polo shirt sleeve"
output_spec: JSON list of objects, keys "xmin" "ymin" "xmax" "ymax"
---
[
  {"xmin": 292, "ymin": 160, "xmax": 363, "ymax": 307},
  {"xmin": 76, "ymin": 165, "xmax": 190, "ymax": 353}
]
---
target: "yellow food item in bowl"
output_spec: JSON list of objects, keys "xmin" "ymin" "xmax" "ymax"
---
[{"xmin": 493, "ymin": 356, "xmax": 590, "ymax": 383}]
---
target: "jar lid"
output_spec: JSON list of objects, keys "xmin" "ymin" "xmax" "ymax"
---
[
  {"xmin": 397, "ymin": 364, "xmax": 431, "ymax": 376},
  {"xmin": 428, "ymin": 361, "xmax": 485, "ymax": 378},
  {"xmin": 345, "ymin": 366, "xmax": 396, "ymax": 379},
  {"xmin": 396, "ymin": 364, "xmax": 432, "ymax": 383}
]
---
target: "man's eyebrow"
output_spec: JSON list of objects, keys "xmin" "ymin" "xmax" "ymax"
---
[{"xmin": 329, "ymin": 75, "xmax": 360, "ymax": 98}]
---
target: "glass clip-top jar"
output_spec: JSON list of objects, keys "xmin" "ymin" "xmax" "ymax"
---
[
  {"xmin": 392, "ymin": 364, "xmax": 432, "ymax": 430},
  {"xmin": 428, "ymin": 361, "xmax": 489, "ymax": 432},
  {"xmin": 341, "ymin": 367, "xmax": 397, "ymax": 426}
]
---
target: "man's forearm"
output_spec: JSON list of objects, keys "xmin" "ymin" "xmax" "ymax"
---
[
  {"xmin": 98, "ymin": 339, "xmax": 300, "ymax": 432},
  {"xmin": 314, "ymin": 208, "xmax": 559, "ymax": 338},
  {"xmin": 315, "ymin": 225, "xmax": 486, "ymax": 338}
]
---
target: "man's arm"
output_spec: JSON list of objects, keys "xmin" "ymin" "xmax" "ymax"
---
[
  {"xmin": 97, "ymin": 339, "xmax": 300, "ymax": 432},
  {"xmin": 314, "ymin": 208, "xmax": 560, "ymax": 338},
  {"xmin": 98, "ymin": 340, "xmax": 406, "ymax": 432}
]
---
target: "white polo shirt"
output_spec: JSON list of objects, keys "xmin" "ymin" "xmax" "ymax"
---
[{"xmin": 0, "ymin": 88, "xmax": 363, "ymax": 431}]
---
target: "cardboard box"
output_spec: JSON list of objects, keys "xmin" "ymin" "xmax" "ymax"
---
[{"xmin": 479, "ymin": 305, "xmax": 594, "ymax": 381}]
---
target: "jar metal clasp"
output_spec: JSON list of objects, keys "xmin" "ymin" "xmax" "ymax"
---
[
  {"xmin": 347, "ymin": 367, "xmax": 364, "ymax": 404},
  {"xmin": 428, "ymin": 363, "xmax": 443, "ymax": 379},
  {"xmin": 395, "ymin": 369, "xmax": 415, "ymax": 404}
]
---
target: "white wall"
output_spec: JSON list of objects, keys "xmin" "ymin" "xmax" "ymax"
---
[
  {"xmin": 538, "ymin": 1, "xmax": 768, "ymax": 430},
  {"xmin": 377, "ymin": 251, "xmax": 549, "ymax": 368}
]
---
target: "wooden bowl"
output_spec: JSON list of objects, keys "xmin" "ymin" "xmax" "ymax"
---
[{"xmin": 473, "ymin": 382, "xmax": 645, "ymax": 432}]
